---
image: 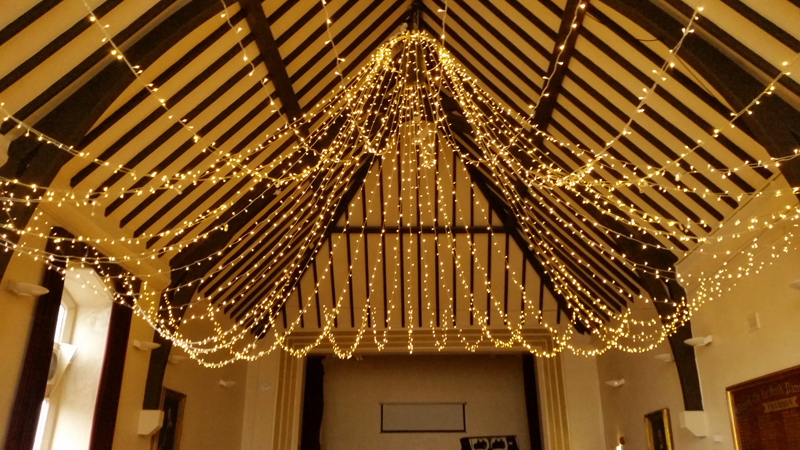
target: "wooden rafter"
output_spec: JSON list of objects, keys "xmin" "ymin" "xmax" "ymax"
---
[
  {"xmin": 230, "ymin": 155, "xmax": 376, "ymax": 323},
  {"xmin": 239, "ymin": 0, "xmax": 305, "ymax": 125},
  {"xmin": 435, "ymin": 101, "xmax": 581, "ymax": 324},
  {"xmin": 465, "ymin": 165, "xmax": 586, "ymax": 331},
  {"xmin": 531, "ymin": 0, "xmax": 589, "ymax": 130},
  {"xmin": 442, "ymin": 97, "xmax": 641, "ymax": 302},
  {"xmin": 589, "ymin": 202, "xmax": 701, "ymax": 409}
]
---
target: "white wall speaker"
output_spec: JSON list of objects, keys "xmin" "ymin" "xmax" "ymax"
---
[
  {"xmin": 684, "ymin": 335, "xmax": 713, "ymax": 347},
  {"xmin": 8, "ymin": 281, "xmax": 50, "ymax": 297}
]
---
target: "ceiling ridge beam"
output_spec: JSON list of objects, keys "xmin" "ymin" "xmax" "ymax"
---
[
  {"xmin": 531, "ymin": 0, "xmax": 589, "ymax": 130},
  {"xmin": 239, "ymin": 0, "xmax": 305, "ymax": 125}
]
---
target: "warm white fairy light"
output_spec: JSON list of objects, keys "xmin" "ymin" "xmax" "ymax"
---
[
  {"xmin": 320, "ymin": 0, "xmax": 346, "ymax": 83},
  {"xmin": 1, "ymin": 8, "xmax": 797, "ymax": 367}
]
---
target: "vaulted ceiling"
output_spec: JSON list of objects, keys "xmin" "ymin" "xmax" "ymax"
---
[{"xmin": 1, "ymin": 0, "xmax": 799, "ymax": 365}]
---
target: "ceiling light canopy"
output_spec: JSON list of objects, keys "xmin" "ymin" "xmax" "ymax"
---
[{"xmin": 2, "ymin": 29, "xmax": 797, "ymax": 367}]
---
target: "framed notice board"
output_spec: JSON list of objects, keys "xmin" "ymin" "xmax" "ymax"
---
[
  {"xmin": 381, "ymin": 403, "xmax": 466, "ymax": 432},
  {"xmin": 727, "ymin": 365, "xmax": 800, "ymax": 450}
]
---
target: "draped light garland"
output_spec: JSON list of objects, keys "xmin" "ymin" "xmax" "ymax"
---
[{"xmin": 1, "ymin": 7, "xmax": 798, "ymax": 366}]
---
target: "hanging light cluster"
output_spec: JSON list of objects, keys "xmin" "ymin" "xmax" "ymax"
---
[
  {"xmin": 1, "ymin": 7, "xmax": 798, "ymax": 366},
  {"xmin": 127, "ymin": 32, "xmax": 799, "ymax": 364}
]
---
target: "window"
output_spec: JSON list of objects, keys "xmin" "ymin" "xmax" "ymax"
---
[
  {"xmin": 32, "ymin": 303, "xmax": 70, "ymax": 450},
  {"xmin": 32, "ymin": 268, "xmax": 113, "ymax": 450}
]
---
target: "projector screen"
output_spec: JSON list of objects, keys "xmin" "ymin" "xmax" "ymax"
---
[{"xmin": 381, "ymin": 403, "xmax": 466, "ymax": 432}]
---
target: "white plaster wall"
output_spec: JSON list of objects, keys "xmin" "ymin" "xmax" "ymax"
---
[
  {"xmin": 0, "ymin": 215, "xmax": 50, "ymax": 446},
  {"xmin": 321, "ymin": 354, "xmax": 532, "ymax": 450},
  {"xmin": 160, "ymin": 351, "xmax": 248, "ymax": 450},
  {"xmin": 560, "ymin": 353, "xmax": 606, "ymax": 450},
  {"xmin": 108, "ymin": 315, "xmax": 248, "ymax": 450},
  {"xmin": 103, "ymin": 299, "xmax": 249, "ymax": 450},
  {"xmin": 689, "ymin": 245, "xmax": 800, "ymax": 449},
  {"xmin": 595, "ymin": 341, "xmax": 688, "ymax": 450},
  {"xmin": 596, "ymin": 234, "xmax": 800, "ymax": 450},
  {"xmin": 240, "ymin": 351, "xmax": 282, "ymax": 450}
]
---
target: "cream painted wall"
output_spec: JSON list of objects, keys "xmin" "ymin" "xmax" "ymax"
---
[
  {"xmin": 560, "ymin": 353, "xmax": 606, "ymax": 450},
  {"xmin": 321, "ymin": 354, "xmax": 532, "ymax": 450},
  {"xmin": 161, "ymin": 350, "xmax": 248, "ymax": 450},
  {"xmin": 240, "ymin": 351, "xmax": 282, "ymax": 450},
  {"xmin": 596, "ymin": 231, "xmax": 800, "ymax": 450},
  {"xmin": 0, "ymin": 215, "xmax": 50, "ymax": 447},
  {"xmin": 110, "ymin": 315, "xmax": 249, "ymax": 450}
]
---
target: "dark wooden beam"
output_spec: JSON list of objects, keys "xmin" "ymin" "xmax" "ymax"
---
[
  {"xmin": 89, "ymin": 301, "xmax": 133, "ymax": 450},
  {"xmin": 70, "ymin": 14, "xmax": 255, "ymax": 189},
  {"xmin": 192, "ymin": 118, "xmax": 351, "ymax": 298},
  {"xmin": 437, "ymin": 102, "xmax": 590, "ymax": 322},
  {"xmin": 1, "ymin": 1, "xmax": 174, "ymax": 135},
  {"xmin": 466, "ymin": 165, "xmax": 596, "ymax": 332},
  {"xmin": 443, "ymin": 98, "xmax": 641, "ymax": 305},
  {"xmin": 522, "ymin": 354, "xmax": 545, "ymax": 450},
  {"xmin": 230, "ymin": 154, "xmax": 375, "ymax": 333},
  {"xmin": 230, "ymin": 155, "xmax": 376, "ymax": 323},
  {"xmin": 608, "ymin": 225, "xmax": 702, "ymax": 411},
  {"xmin": 299, "ymin": 356, "xmax": 325, "ymax": 450},
  {"xmin": 660, "ymin": 0, "xmax": 800, "ymax": 99},
  {"xmin": 443, "ymin": 89, "xmax": 703, "ymax": 405},
  {"xmin": 239, "ymin": 0, "xmax": 305, "ymax": 125},
  {"xmin": 0, "ymin": 0, "xmax": 123, "ymax": 95},
  {"xmin": 0, "ymin": 0, "xmax": 62, "ymax": 48},
  {"xmin": 531, "ymin": 0, "xmax": 589, "ymax": 129},
  {"xmin": 144, "ymin": 130, "xmax": 357, "ymax": 407}
]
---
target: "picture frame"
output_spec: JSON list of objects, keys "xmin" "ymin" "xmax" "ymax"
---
[
  {"xmin": 644, "ymin": 408, "xmax": 674, "ymax": 450},
  {"xmin": 726, "ymin": 364, "xmax": 800, "ymax": 450},
  {"xmin": 151, "ymin": 388, "xmax": 186, "ymax": 450}
]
